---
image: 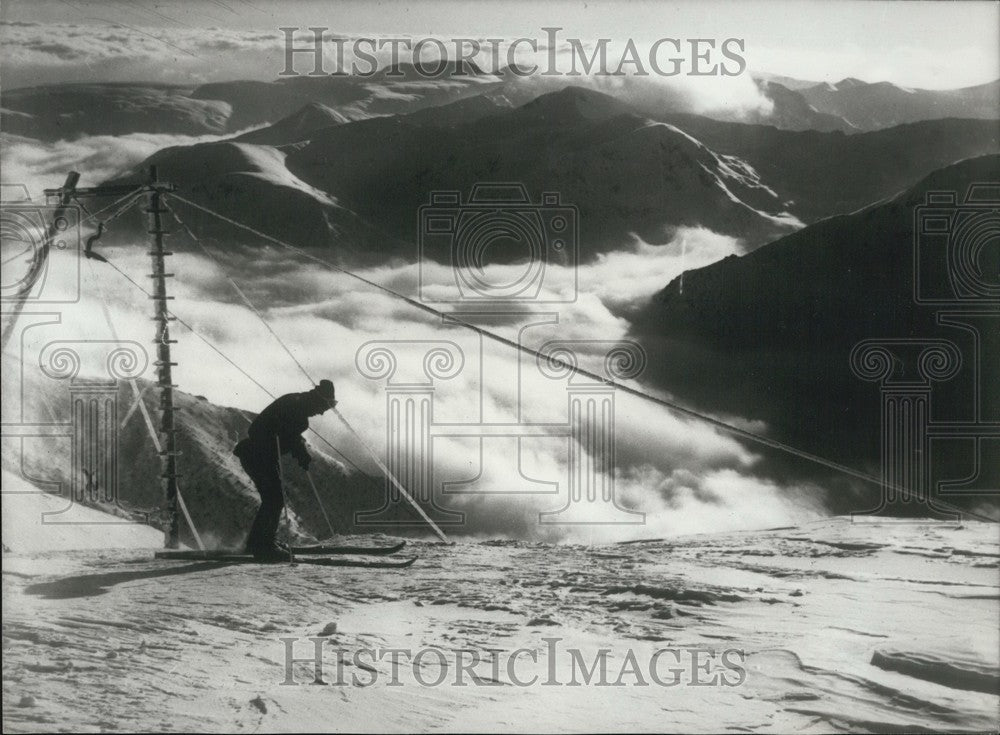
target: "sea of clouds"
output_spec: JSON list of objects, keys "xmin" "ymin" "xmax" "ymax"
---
[{"xmin": 1, "ymin": 121, "xmax": 826, "ymax": 543}]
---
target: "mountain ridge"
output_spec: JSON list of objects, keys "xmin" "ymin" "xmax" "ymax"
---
[{"xmin": 4, "ymin": 73, "xmax": 997, "ymax": 142}]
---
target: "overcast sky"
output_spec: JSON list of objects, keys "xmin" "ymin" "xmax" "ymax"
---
[{"xmin": 1, "ymin": 0, "xmax": 998, "ymax": 89}]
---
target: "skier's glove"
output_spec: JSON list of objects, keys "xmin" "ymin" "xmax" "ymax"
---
[{"xmin": 299, "ymin": 455, "xmax": 312, "ymax": 471}]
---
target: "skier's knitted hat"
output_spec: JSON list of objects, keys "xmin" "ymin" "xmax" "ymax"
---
[{"xmin": 313, "ymin": 379, "xmax": 336, "ymax": 406}]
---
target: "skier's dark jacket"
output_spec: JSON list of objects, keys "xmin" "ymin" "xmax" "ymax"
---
[{"xmin": 236, "ymin": 392, "xmax": 312, "ymax": 466}]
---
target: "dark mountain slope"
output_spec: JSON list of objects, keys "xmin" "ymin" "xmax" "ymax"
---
[
  {"xmin": 630, "ymin": 155, "xmax": 1000, "ymax": 510},
  {"xmin": 0, "ymin": 83, "xmax": 231, "ymax": 140},
  {"xmin": 103, "ymin": 87, "xmax": 797, "ymax": 263},
  {"xmin": 285, "ymin": 86, "xmax": 800, "ymax": 256},
  {"xmin": 96, "ymin": 88, "xmax": 997, "ymax": 268}
]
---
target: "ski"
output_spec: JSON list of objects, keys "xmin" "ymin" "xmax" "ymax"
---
[
  {"xmin": 290, "ymin": 541, "xmax": 406, "ymax": 556},
  {"xmin": 154, "ymin": 550, "xmax": 270, "ymax": 560},
  {"xmin": 154, "ymin": 541, "xmax": 405, "ymax": 561},
  {"xmin": 152, "ymin": 551, "xmax": 417, "ymax": 568},
  {"xmin": 292, "ymin": 556, "xmax": 416, "ymax": 569}
]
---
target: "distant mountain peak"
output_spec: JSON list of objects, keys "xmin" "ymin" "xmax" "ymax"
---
[
  {"xmin": 288, "ymin": 101, "xmax": 347, "ymax": 122},
  {"xmin": 796, "ymin": 76, "xmax": 999, "ymax": 130},
  {"xmin": 299, "ymin": 100, "xmax": 334, "ymax": 112},
  {"xmin": 515, "ymin": 85, "xmax": 629, "ymax": 124},
  {"xmin": 403, "ymin": 93, "xmax": 507, "ymax": 126},
  {"xmin": 373, "ymin": 60, "xmax": 495, "ymax": 80},
  {"xmin": 835, "ymin": 77, "xmax": 868, "ymax": 89},
  {"xmin": 233, "ymin": 100, "xmax": 350, "ymax": 145},
  {"xmin": 750, "ymin": 72, "xmax": 821, "ymax": 91}
]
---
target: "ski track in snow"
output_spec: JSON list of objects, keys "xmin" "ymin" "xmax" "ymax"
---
[{"xmin": 2, "ymin": 518, "xmax": 998, "ymax": 732}]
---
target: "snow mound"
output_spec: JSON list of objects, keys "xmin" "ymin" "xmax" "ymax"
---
[
  {"xmin": 1, "ymin": 471, "xmax": 161, "ymax": 553},
  {"xmin": 871, "ymin": 647, "xmax": 1000, "ymax": 695}
]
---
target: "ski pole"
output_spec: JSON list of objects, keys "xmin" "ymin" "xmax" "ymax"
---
[{"xmin": 304, "ymin": 468, "xmax": 337, "ymax": 539}]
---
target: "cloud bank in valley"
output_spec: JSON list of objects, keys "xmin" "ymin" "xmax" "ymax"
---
[
  {"xmin": 2, "ymin": 115, "xmax": 827, "ymax": 544},
  {"xmin": 1, "ymin": 20, "xmax": 774, "ymax": 120},
  {"xmin": 10, "ymin": 216, "xmax": 826, "ymax": 542},
  {"xmin": 0, "ymin": 129, "xmax": 270, "ymax": 198}
]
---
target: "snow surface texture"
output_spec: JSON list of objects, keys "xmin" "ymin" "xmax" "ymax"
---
[
  {"xmin": 3, "ymin": 517, "xmax": 997, "ymax": 732},
  {"xmin": 1, "ymin": 471, "xmax": 162, "ymax": 552}
]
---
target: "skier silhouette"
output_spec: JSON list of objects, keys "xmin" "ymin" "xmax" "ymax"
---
[{"xmin": 233, "ymin": 379, "xmax": 337, "ymax": 560}]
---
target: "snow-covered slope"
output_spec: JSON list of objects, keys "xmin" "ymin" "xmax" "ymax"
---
[
  {"xmin": 1, "ymin": 471, "xmax": 162, "ymax": 552},
  {"xmin": 233, "ymin": 102, "xmax": 351, "ymax": 146},
  {"xmin": 106, "ymin": 140, "xmax": 382, "ymax": 260},
  {"xmin": 3, "ymin": 517, "xmax": 997, "ymax": 732}
]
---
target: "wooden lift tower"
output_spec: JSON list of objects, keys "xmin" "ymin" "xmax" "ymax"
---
[{"xmin": 43, "ymin": 166, "xmax": 181, "ymax": 547}]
